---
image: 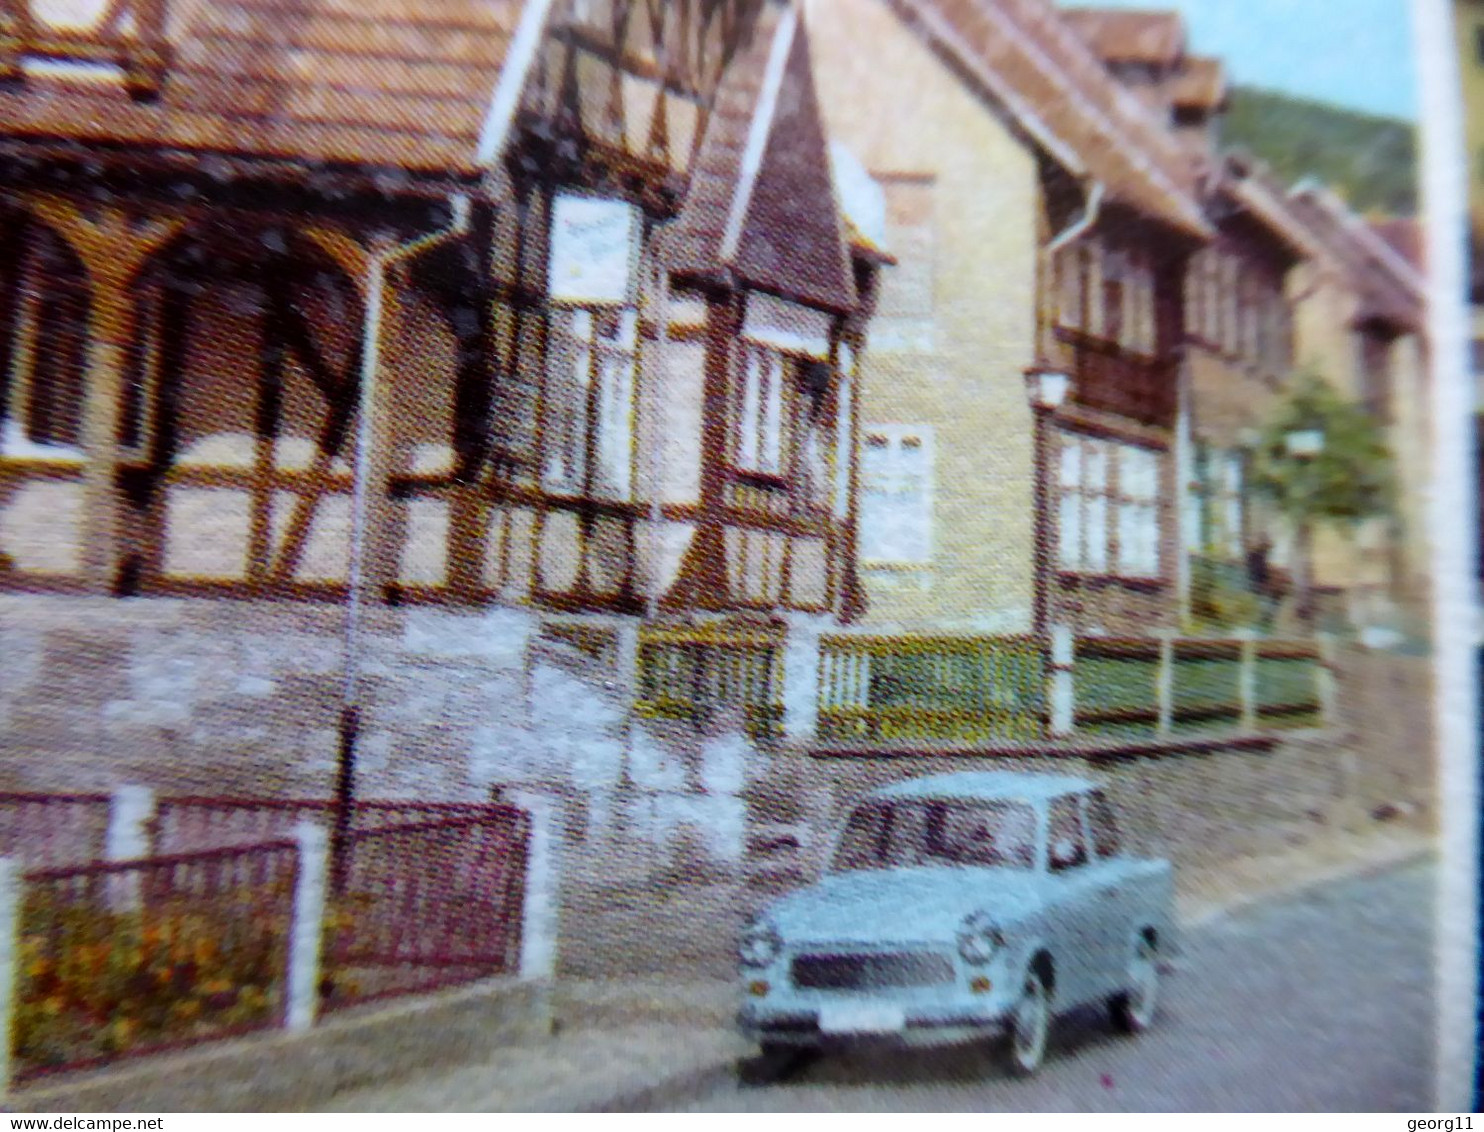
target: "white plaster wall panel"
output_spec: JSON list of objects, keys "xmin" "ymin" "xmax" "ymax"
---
[
  {"xmin": 0, "ymin": 480, "xmax": 83, "ymax": 574},
  {"xmin": 165, "ymin": 487, "xmax": 251, "ymax": 578}
]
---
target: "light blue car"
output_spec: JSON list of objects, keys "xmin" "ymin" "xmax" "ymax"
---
[{"xmin": 737, "ymin": 771, "xmax": 1173, "ymax": 1075}]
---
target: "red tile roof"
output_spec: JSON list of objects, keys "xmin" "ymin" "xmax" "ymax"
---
[
  {"xmin": 1369, "ymin": 217, "xmax": 1424, "ymax": 273},
  {"xmin": 1060, "ymin": 6, "xmax": 1185, "ymax": 66},
  {"xmin": 1288, "ymin": 184, "xmax": 1426, "ymax": 332},
  {"xmin": 886, "ymin": 0, "xmax": 1210, "ymax": 238},
  {"xmin": 1167, "ymin": 55, "xmax": 1227, "ymax": 112},
  {"xmin": 0, "ymin": 0, "xmax": 523, "ymax": 176}
]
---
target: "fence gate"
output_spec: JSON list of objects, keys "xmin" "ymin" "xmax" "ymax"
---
[{"xmin": 321, "ymin": 808, "xmax": 531, "ymax": 1011}]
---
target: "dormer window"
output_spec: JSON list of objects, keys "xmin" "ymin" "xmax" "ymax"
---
[{"xmin": 2, "ymin": 0, "xmax": 170, "ymax": 98}]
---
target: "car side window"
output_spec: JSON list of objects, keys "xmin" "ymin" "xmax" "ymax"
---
[
  {"xmin": 1087, "ymin": 790, "xmax": 1122, "ymax": 859},
  {"xmin": 1047, "ymin": 796, "xmax": 1089, "ymax": 872}
]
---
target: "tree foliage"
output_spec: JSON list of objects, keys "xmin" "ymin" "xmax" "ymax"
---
[{"xmin": 1248, "ymin": 371, "xmax": 1394, "ymax": 527}]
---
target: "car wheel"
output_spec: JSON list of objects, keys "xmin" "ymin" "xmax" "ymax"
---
[
  {"xmin": 1008, "ymin": 968, "xmax": 1050, "ymax": 1076},
  {"xmin": 1110, "ymin": 934, "xmax": 1159, "ymax": 1033}
]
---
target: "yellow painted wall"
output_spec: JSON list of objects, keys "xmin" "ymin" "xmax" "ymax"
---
[
  {"xmin": 803, "ymin": 0, "xmax": 1040, "ymax": 631},
  {"xmin": 1458, "ymin": 0, "xmax": 1484, "ymax": 221}
]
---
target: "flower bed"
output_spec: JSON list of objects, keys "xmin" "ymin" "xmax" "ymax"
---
[{"xmin": 14, "ymin": 846, "xmax": 296, "ymax": 1078}]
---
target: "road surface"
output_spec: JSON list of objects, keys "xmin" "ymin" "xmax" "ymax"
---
[{"xmin": 680, "ymin": 859, "xmax": 1435, "ymax": 1111}]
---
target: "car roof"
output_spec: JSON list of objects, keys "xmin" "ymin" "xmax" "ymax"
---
[{"xmin": 866, "ymin": 771, "xmax": 1096, "ymax": 804}]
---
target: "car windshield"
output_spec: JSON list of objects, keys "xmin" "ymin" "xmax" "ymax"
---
[{"xmin": 831, "ymin": 798, "xmax": 1040, "ymax": 872}]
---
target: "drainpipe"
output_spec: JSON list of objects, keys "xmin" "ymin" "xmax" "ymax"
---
[
  {"xmin": 1031, "ymin": 181, "xmax": 1103, "ymax": 633},
  {"xmin": 334, "ymin": 193, "xmax": 474, "ymax": 893},
  {"xmin": 1046, "ymin": 181, "xmax": 1104, "ymax": 256}
]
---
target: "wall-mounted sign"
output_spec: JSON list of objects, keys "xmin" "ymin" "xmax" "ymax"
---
[
  {"xmin": 549, "ymin": 194, "xmax": 641, "ymax": 306},
  {"xmin": 741, "ymin": 291, "xmax": 834, "ymax": 360}
]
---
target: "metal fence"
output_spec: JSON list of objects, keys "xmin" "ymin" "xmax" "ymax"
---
[
  {"xmin": 634, "ymin": 624, "xmax": 785, "ymax": 739},
  {"xmin": 815, "ymin": 631, "xmax": 1325, "ymax": 745},
  {"xmin": 14, "ymin": 840, "xmax": 298, "ymax": 1081},
  {"xmin": 2, "ymin": 794, "xmax": 533, "ymax": 1086},
  {"xmin": 0, "ymin": 793, "xmax": 111, "ymax": 870},
  {"xmin": 818, "ymin": 634, "xmax": 1046, "ymax": 743},
  {"xmin": 320, "ymin": 810, "xmax": 530, "ymax": 1012},
  {"xmin": 154, "ymin": 798, "xmax": 497, "ymax": 854}
]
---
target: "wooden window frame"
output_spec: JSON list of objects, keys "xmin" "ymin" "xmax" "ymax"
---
[
  {"xmin": 1056, "ymin": 239, "xmax": 1157, "ymax": 357},
  {"xmin": 731, "ymin": 340, "xmax": 797, "ymax": 485},
  {"xmin": 1196, "ymin": 445, "xmax": 1246, "ymax": 559}
]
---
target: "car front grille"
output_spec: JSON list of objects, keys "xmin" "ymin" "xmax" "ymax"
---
[{"xmin": 790, "ymin": 950, "xmax": 956, "ymax": 990}]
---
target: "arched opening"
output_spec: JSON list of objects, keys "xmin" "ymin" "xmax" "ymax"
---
[
  {"xmin": 0, "ymin": 213, "xmax": 95, "ymax": 582},
  {"xmin": 124, "ymin": 223, "xmax": 367, "ymax": 594},
  {"xmin": 0, "ymin": 215, "xmax": 91, "ymax": 458}
]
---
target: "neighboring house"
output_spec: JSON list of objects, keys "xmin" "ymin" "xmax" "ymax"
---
[
  {"xmin": 1284, "ymin": 183, "xmax": 1430, "ymax": 630},
  {"xmin": 803, "ymin": 0, "xmax": 1213, "ymax": 637}
]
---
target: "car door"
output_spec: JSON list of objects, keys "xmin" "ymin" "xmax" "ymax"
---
[
  {"xmin": 1044, "ymin": 793, "xmax": 1103, "ymax": 1006},
  {"xmin": 1082, "ymin": 789, "xmax": 1133, "ymax": 993}
]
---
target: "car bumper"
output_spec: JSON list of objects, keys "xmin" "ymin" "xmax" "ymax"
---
[{"xmin": 738, "ymin": 1002, "xmax": 1015, "ymax": 1049}]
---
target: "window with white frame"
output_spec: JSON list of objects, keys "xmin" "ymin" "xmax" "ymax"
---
[
  {"xmin": 541, "ymin": 306, "xmax": 636, "ymax": 500},
  {"xmin": 1057, "ymin": 431, "xmax": 1162, "ymax": 578},
  {"xmin": 859, "ymin": 425, "xmax": 932, "ymax": 564},
  {"xmin": 733, "ymin": 342, "xmax": 789, "ymax": 477}
]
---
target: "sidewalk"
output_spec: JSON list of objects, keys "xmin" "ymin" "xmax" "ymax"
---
[{"xmin": 312, "ymin": 824, "xmax": 1434, "ymax": 1112}]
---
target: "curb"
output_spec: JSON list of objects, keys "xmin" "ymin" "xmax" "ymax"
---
[{"xmin": 1178, "ymin": 836, "xmax": 1434, "ymax": 930}]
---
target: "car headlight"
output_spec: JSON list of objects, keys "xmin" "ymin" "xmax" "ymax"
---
[
  {"xmin": 739, "ymin": 920, "xmax": 782, "ymax": 968},
  {"xmin": 957, "ymin": 911, "xmax": 1004, "ymax": 965}
]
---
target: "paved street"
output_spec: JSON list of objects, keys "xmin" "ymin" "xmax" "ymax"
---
[
  {"xmin": 679, "ymin": 860, "xmax": 1435, "ymax": 1112},
  {"xmin": 318, "ymin": 856, "xmax": 1434, "ymax": 1112}
]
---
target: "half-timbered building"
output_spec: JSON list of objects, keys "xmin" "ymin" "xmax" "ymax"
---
[{"xmin": 0, "ymin": 0, "xmax": 880, "ymax": 621}]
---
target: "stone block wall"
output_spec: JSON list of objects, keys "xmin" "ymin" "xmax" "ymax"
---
[{"xmin": 0, "ymin": 594, "xmax": 1437, "ymax": 981}]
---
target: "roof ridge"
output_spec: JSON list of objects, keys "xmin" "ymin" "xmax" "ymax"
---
[
  {"xmin": 989, "ymin": 0, "xmax": 1205, "ymax": 229},
  {"xmin": 1290, "ymin": 180, "xmax": 1425, "ymax": 297},
  {"xmin": 721, "ymin": 5, "xmax": 798, "ymax": 263}
]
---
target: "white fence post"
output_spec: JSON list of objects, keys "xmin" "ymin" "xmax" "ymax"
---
[
  {"xmin": 286, "ymin": 821, "xmax": 329, "ymax": 1033},
  {"xmin": 1316, "ymin": 632, "xmax": 1338, "ymax": 728},
  {"xmin": 783, "ymin": 621, "xmax": 822, "ymax": 742},
  {"xmin": 1237, "ymin": 630, "xmax": 1258, "ymax": 733},
  {"xmin": 508, "ymin": 791, "xmax": 558, "ymax": 982},
  {"xmin": 1155, "ymin": 634, "xmax": 1174, "ymax": 736},
  {"xmin": 0, "ymin": 858, "xmax": 19, "ymax": 1100},
  {"xmin": 1048, "ymin": 626, "xmax": 1075, "ymax": 738},
  {"xmin": 106, "ymin": 785, "xmax": 155, "ymax": 912},
  {"xmin": 106, "ymin": 785, "xmax": 155, "ymax": 860}
]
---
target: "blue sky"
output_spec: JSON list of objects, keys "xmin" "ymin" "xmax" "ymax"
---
[{"xmin": 1060, "ymin": 0, "xmax": 1418, "ymax": 121}]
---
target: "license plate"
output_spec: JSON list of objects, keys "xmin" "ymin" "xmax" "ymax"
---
[{"xmin": 818, "ymin": 1003, "xmax": 907, "ymax": 1034}]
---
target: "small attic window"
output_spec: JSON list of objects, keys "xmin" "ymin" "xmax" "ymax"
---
[
  {"xmin": 22, "ymin": 57, "xmax": 125, "ymax": 85},
  {"xmin": 32, "ymin": 0, "xmax": 110, "ymax": 28}
]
